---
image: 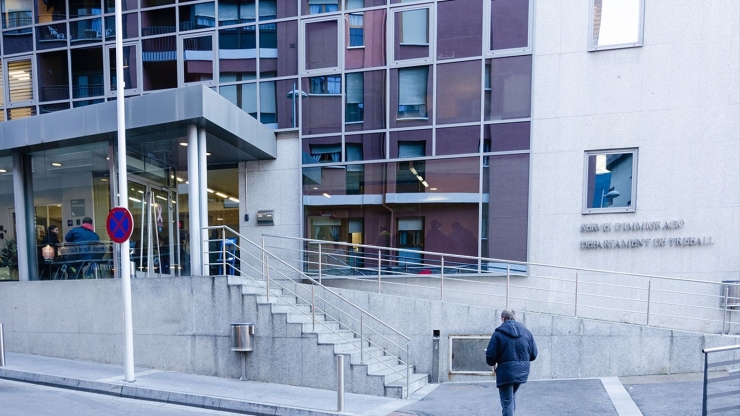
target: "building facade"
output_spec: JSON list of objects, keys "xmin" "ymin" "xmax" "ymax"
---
[{"xmin": 0, "ymin": 0, "xmax": 738, "ymax": 283}]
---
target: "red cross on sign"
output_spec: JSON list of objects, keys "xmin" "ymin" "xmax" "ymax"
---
[{"xmin": 107, "ymin": 207, "xmax": 134, "ymax": 244}]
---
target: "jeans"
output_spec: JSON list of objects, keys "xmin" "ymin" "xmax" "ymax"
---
[{"xmin": 498, "ymin": 383, "xmax": 520, "ymax": 416}]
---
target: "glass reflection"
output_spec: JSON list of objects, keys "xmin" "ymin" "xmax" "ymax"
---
[
  {"xmin": 437, "ymin": 0, "xmax": 482, "ymax": 60},
  {"xmin": 305, "ymin": 19, "xmax": 338, "ymax": 70},
  {"xmin": 436, "ymin": 60, "xmax": 481, "ymax": 125},
  {"xmin": 585, "ymin": 152, "xmax": 634, "ymax": 209},
  {"xmin": 490, "ymin": 0, "xmax": 529, "ymax": 51},
  {"xmin": 485, "ymin": 56, "xmax": 532, "ymax": 121}
]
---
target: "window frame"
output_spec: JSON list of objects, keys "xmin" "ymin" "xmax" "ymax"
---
[
  {"xmin": 4, "ymin": 56, "xmax": 36, "ymax": 106},
  {"xmin": 588, "ymin": 0, "xmax": 645, "ymax": 52},
  {"xmin": 582, "ymin": 148, "xmax": 638, "ymax": 214},
  {"xmin": 484, "ymin": 0, "xmax": 534, "ymax": 58},
  {"xmin": 389, "ymin": 4, "xmax": 433, "ymax": 66},
  {"xmin": 178, "ymin": 32, "xmax": 218, "ymax": 87},
  {"xmin": 300, "ymin": 15, "xmax": 342, "ymax": 75},
  {"xmin": 105, "ymin": 42, "xmax": 142, "ymax": 97}
]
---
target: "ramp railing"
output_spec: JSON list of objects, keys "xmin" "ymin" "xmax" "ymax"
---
[{"xmin": 702, "ymin": 344, "xmax": 740, "ymax": 415}]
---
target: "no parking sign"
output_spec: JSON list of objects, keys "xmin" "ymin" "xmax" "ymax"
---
[{"xmin": 106, "ymin": 207, "xmax": 134, "ymax": 244}]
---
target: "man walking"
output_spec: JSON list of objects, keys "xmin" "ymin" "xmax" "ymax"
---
[{"xmin": 485, "ymin": 309, "xmax": 537, "ymax": 416}]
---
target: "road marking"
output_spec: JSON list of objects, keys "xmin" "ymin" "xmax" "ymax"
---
[
  {"xmin": 97, "ymin": 369, "xmax": 162, "ymax": 383},
  {"xmin": 601, "ymin": 377, "xmax": 643, "ymax": 416}
]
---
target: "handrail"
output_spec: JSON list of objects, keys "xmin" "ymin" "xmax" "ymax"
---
[
  {"xmin": 261, "ymin": 234, "xmax": 740, "ymax": 336},
  {"xmin": 262, "ymin": 233, "xmax": 730, "ymax": 285},
  {"xmin": 203, "ymin": 226, "xmax": 413, "ymax": 397},
  {"xmin": 702, "ymin": 344, "xmax": 740, "ymax": 415}
]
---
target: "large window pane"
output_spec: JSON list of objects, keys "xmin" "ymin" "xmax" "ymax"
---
[
  {"xmin": 104, "ymin": 13, "xmax": 138, "ymax": 40},
  {"xmin": 304, "ymin": 0, "xmax": 339, "ymax": 15},
  {"xmin": 483, "ymin": 121, "xmax": 529, "ymax": 152},
  {"xmin": 37, "ymin": 23, "xmax": 67, "ymax": 50},
  {"xmin": 260, "ymin": 20, "xmax": 297, "ymax": 77},
  {"xmin": 584, "ymin": 150, "xmax": 636, "ymax": 212},
  {"xmin": 591, "ymin": 0, "xmax": 643, "ymax": 50},
  {"xmin": 302, "ymin": 76, "xmax": 341, "ymax": 134},
  {"xmin": 345, "ymin": 70, "xmax": 384, "ymax": 132},
  {"xmin": 142, "ymin": 36, "xmax": 176, "ymax": 91},
  {"xmin": 36, "ymin": 0, "xmax": 65, "ymax": 23},
  {"xmin": 436, "ymin": 60, "xmax": 481, "ymax": 125},
  {"xmin": 345, "ymin": 133, "xmax": 384, "ymax": 161},
  {"xmin": 393, "ymin": 8, "xmax": 429, "ymax": 62},
  {"xmin": 485, "ymin": 56, "xmax": 531, "ymax": 121},
  {"xmin": 436, "ymin": 125, "xmax": 479, "ymax": 156},
  {"xmin": 141, "ymin": 7, "xmax": 175, "ymax": 36},
  {"xmin": 8, "ymin": 59, "xmax": 33, "ymax": 103},
  {"xmin": 70, "ymin": 17, "xmax": 103, "ymax": 43},
  {"xmin": 37, "ymin": 50, "xmax": 69, "ymax": 102},
  {"xmin": 437, "ymin": 0, "xmax": 482, "ymax": 60},
  {"xmin": 218, "ymin": 0, "xmax": 254, "ymax": 26},
  {"xmin": 305, "ymin": 19, "xmax": 338, "ymax": 70},
  {"xmin": 179, "ymin": 2, "xmax": 215, "ymax": 31},
  {"xmin": 490, "ymin": 0, "xmax": 529, "ymax": 51},
  {"xmin": 219, "ymin": 26, "xmax": 256, "ymax": 82},
  {"xmin": 71, "ymin": 48, "xmax": 103, "ymax": 98},
  {"xmin": 259, "ymin": 81, "xmax": 277, "ymax": 126},
  {"xmin": 2, "ymin": 0, "xmax": 33, "ymax": 28},
  {"xmin": 183, "ymin": 35, "xmax": 213, "ymax": 83},
  {"xmin": 109, "ymin": 45, "xmax": 138, "ymax": 93},
  {"xmin": 68, "ymin": 0, "xmax": 102, "ymax": 18},
  {"xmin": 390, "ymin": 129, "xmax": 430, "ymax": 159},
  {"xmin": 345, "ymin": 72, "xmax": 363, "ymax": 123},
  {"xmin": 220, "ymin": 82, "xmax": 256, "ymax": 118},
  {"xmin": 345, "ymin": 9, "xmax": 385, "ymax": 69},
  {"xmin": 393, "ymin": 66, "xmax": 430, "ymax": 126}
]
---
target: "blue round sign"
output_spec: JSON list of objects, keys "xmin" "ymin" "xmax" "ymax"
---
[{"xmin": 106, "ymin": 207, "xmax": 134, "ymax": 243}]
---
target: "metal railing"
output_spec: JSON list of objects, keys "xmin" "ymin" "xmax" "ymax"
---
[
  {"xmin": 261, "ymin": 234, "xmax": 740, "ymax": 335},
  {"xmin": 202, "ymin": 226, "xmax": 414, "ymax": 398},
  {"xmin": 702, "ymin": 344, "xmax": 740, "ymax": 415}
]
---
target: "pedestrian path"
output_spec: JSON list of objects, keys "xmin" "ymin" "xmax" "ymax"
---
[{"xmin": 0, "ymin": 352, "xmax": 725, "ymax": 415}]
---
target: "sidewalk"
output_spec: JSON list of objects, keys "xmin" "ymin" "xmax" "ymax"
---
[{"xmin": 0, "ymin": 352, "xmax": 733, "ymax": 415}]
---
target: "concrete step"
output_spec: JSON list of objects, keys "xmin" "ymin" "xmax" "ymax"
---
[
  {"xmin": 343, "ymin": 346, "xmax": 384, "ymax": 364},
  {"xmin": 386, "ymin": 372, "xmax": 429, "ymax": 397},
  {"xmin": 271, "ymin": 303, "xmax": 311, "ymax": 315},
  {"xmin": 302, "ymin": 321, "xmax": 341, "ymax": 333},
  {"xmin": 285, "ymin": 313, "xmax": 325, "ymax": 324},
  {"xmin": 317, "ymin": 329, "xmax": 357, "ymax": 344},
  {"xmin": 360, "ymin": 355, "xmax": 399, "ymax": 373}
]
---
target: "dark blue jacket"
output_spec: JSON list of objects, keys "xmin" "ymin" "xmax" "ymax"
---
[
  {"xmin": 485, "ymin": 320, "xmax": 537, "ymax": 387},
  {"xmin": 65, "ymin": 226, "xmax": 101, "ymax": 261}
]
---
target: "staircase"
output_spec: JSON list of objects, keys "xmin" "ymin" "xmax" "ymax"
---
[{"xmin": 228, "ymin": 275, "xmax": 428, "ymax": 398}]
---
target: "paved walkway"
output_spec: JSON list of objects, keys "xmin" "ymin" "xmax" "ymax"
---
[{"xmin": 0, "ymin": 352, "xmax": 734, "ymax": 415}]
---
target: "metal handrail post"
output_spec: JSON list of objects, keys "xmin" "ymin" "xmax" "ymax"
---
[
  {"xmin": 506, "ymin": 263, "xmax": 510, "ymax": 309},
  {"xmin": 261, "ymin": 237, "xmax": 266, "ymax": 281},
  {"xmin": 574, "ymin": 270, "xmax": 579, "ymax": 318},
  {"xmin": 440, "ymin": 257, "xmax": 445, "ymax": 301},
  {"xmin": 222, "ymin": 227, "xmax": 226, "ymax": 276},
  {"xmin": 405, "ymin": 341, "xmax": 410, "ymax": 399},
  {"xmin": 265, "ymin": 255, "xmax": 270, "ymax": 303},
  {"xmin": 312, "ymin": 284, "xmax": 316, "ymax": 332},
  {"xmin": 0, "ymin": 323, "xmax": 5, "ymax": 367},
  {"xmin": 318, "ymin": 243, "xmax": 322, "ymax": 285},
  {"xmin": 702, "ymin": 351, "xmax": 708, "ymax": 416},
  {"xmin": 360, "ymin": 315, "xmax": 364, "ymax": 363},
  {"xmin": 377, "ymin": 251, "xmax": 382, "ymax": 294},
  {"xmin": 723, "ymin": 287, "xmax": 729, "ymax": 335},
  {"xmin": 337, "ymin": 355, "xmax": 345, "ymax": 412},
  {"xmin": 646, "ymin": 278, "xmax": 652, "ymax": 326}
]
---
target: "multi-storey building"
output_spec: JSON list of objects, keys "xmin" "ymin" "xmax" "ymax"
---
[{"xmin": 0, "ymin": 0, "xmax": 738, "ymax": 285}]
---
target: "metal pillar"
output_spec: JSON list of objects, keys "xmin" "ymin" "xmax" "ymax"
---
[
  {"xmin": 198, "ymin": 127, "xmax": 208, "ymax": 254},
  {"xmin": 187, "ymin": 125, "xmax": 202, "ymax": 276},
  {"xmin": 12, "ymin": 152, "xmax": 37, "ymax": 281}
]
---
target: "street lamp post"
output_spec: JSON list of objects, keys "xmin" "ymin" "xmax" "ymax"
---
[{"xmin": 600, "ymin": 189, "xmax": 620, "ymax": 208}]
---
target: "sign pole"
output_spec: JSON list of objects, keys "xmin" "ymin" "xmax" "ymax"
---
[{"xmin": 114, "ymin": 0, "xmax": 134, "ymax": 383}]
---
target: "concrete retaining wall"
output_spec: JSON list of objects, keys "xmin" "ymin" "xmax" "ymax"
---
[{"xmin": 0, "ymin": 277, "xmax": 738, "ymax": 387}]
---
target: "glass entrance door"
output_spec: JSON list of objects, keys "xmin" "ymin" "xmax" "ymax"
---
[{"xmin": 128, "ymin": 178, "xmax": 178, "ymax": 277}]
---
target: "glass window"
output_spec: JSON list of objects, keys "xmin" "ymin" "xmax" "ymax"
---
[
  {"xmin": 274, "ymin": 78, "xmax": 300, "ymax": 129},
  {"xmin": 485, "ymin": 55, "xmax": 531, "ymax": 121},
  {"xmin": 8, "ymin": 105, "xmax": 35, "ymax": 118},
  {"xmin": 482, "ymin": 153, "xmax": 528, "ymax": 262},
  {"xmin": 302, "ymin": 77, "xmax": 341, "ymax": 134},
  {"xmin": 436, "ymin": 60, "xmax": 481, "ymax": 125},
  {"xmin": 3, "ymin": 29, "xmax": 33, "ymax": 54},
  {"xmin": 437, "ymin": 0, "xmax": 482, "ymax": 60},
  {"xmin": 309, "ymin": 75, "xmax": 340, "ymax": 94},
  {"xmin": 345, "ymin": 133, "xmax": 384, "ymax": 161},
  {"xmin": 141, "ymin": 8, "xmax": 175, "ymax": 36},
  {"xmin": 36, "ymin": 0, "xmax": 65, "ymax": 23},
  {"xmin": 141, "ymin": 0, "xmax": 173, "ymax": 8},
  {"xmin": 219, "ymin": 26, "xmax": 256, "ymax": 82},
  {"xmin": 259, "ymin": 20, "xmax": 298, "ymax": 78},
  {"xmin": 490, "ymin": 0, "xmax": 529, "ymax": 51},
  {"xmin": 108, "ymin": 45, "xmax": 138, "ymax": 94},
  {"xmin": 304, "ymin": 0, "xmax": 339, "ymax": 15},
  {"xmin": 304, "ymin": 136, "xmax": 341, "ymax": 164},
  {"xmin": 390, "ymin": 129, "xmax": 430, "ymax": 158},
  {"xmin": 220, "ymin": 82, "xmax": 257, "ymax": 118},
  {"xmin": 436, "ymin": 125, "xmax": 479, "ymax": 156},
  {"xmin": 304, "ymin": 19, "xmax": 338, "ymax": 71},
  {"xmin": 483, "ymin": 121, "xmax": 530, "ymax": 152},
  {"xmin": 7, "ymin": 58, "xmax": 33, "ymax": 103},
  {"xmin": 71, "ymin": 48, "xmax": 104, "ymax": 99},
  {"xmin": 104, "ymin": 0, "xmax": 136, "ymax": 13},
  {"xmin": 142, "ymin": 36, "xmax": 177, "ymax": 91},
  {"xmin": 345, "ymin": 0, "xmax": 384, "ymax": 9},
  {"xmin": 218, "ymin": 0, "xmax": 254, "ymax": 26},
  {"xmin": 259, "ymin": 80, "xmax": 277, "ymax": 126},
  {"xmin": 583, "ymin": 149, "xmax": 637, "ymax": 213},
  {"xmin": 37, "ymin": 50, "xmax": 69, "ymax": 102},
  {"xmin": 345, "ymin": 72, "xmax": 363, "ymax": 123},
  {"xmin": 263, "ymin": 0, "xmax": 296, "ymax": 20},
  {"xmin": 397, "ymin": 66, "xmax": 428, "ymax": 120},
  {"xmin": 348, "ymin": 12, "xmax": 363, "ymax": 47},
  {"xmin": 590, "ymin": 0, "xmax": 644, "ymax": 50},
  {"xmin": 2, "ymin": 0, "xmax": 33, "ymax": 28},
  {"xmin": 37, "ymin": 23, "xmax": 67, "ymax": 50},
  {"xmin": 70, "ymin": 17, "xmax": 103, "ymax": 43},
  {"xmin": 179, "ymin": 2, "xmax": 215, "ymax": 31},
  {"xmin": 68, "ymin": 0, "xmax": 102, "ymax": 18},
  {"xmin": 0, "ymin": 62, "xmax": 4, "ymax": 106},
  {"xmin": 182, "ymin": 35, "xmax": 214, "ymax": 84},
  {"xmin": 393, "ymin": 7, "xmax": 430, "ymax": 62},
  {"xmin": 104, "ymin": 13, "xmax": 138, "ymax": 40}
]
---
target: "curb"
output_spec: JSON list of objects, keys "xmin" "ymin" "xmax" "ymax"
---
[{"xmin": 0, "ymin": 368, "xmax": 343, "ymax": 416}]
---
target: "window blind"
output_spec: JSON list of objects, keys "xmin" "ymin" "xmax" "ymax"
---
[
  {"xmin": 8, "ymin": 59, "xmax": 33, "ymax": 103},
  {"xmin": 345, "ymin": 72, "xmax": 363, "ymax": 104},
  {"xmin": 400, "ymin": 8, "xmax": 427, "ymax": 44},
  {"xmin": 259, "ymin": 81, "xmax": 276, "ymax": 113},
  {"xmin": 398, "ymin": 141, "xmax": 425, "ymax": 158},
  {"xmin": 398, "ymin": 66, "xmax": 427, "ymax": 105},
  {"xmin": 398, "ymin": 218, "xmax": 422, "ymax": 231},
  {"xmin": 305, "ymin": 20, "xmax": 338, "ymax": 70}
]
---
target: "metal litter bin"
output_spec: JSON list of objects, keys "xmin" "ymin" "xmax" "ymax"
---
[
  {"xmin": 721, "ymin": 281, "xmax": 740, "ymax": 309},
  {"xmin": 231, "ymin": 323, "xmax": 254, "ymax": 352}
]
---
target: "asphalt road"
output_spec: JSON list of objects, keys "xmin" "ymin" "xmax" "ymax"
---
[{"xmin": 0, "ymin": 378, "xmax": 251, "ymax": 416}]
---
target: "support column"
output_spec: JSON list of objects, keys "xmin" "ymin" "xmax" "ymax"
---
[
  {"xmin": 198, "ymin": 127, "xmax": 208, "ymax": 245},
  {"xmin": 12, "ymin": 152, "xmax": 37, "ymax": 281},
  {"xmin": 187, "ymin": 124, "xmax": 202, "ymax": 275}
]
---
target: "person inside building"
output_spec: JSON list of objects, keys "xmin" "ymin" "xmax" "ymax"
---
[{"xmin": 65, "ymin": 217, "xmax": 101, "ymax": 261}]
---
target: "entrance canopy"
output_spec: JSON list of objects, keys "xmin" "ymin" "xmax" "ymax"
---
[{"xmin": 0, "ymin": 84, "xmax": 277, "ymax": 165}]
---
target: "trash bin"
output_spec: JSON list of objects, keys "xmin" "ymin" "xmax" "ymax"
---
[
  {"xmin": 231, "ymin": 323, "xmax": 255, "ymax": 352},
  {"xmin": 721, "ymin": 281, "xmax": 740, "ymax": 309}
]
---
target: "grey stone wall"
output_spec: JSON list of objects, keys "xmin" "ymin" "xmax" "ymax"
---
[{"xmin": 0, "ymin": 277, "xmax": 738, "ymax": 388}]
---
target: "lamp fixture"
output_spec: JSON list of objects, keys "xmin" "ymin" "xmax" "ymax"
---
[
  {"xmin": 179, "ymin": 142, "xmax": 188, "ymax": 146},
  {"xmin": 207, "ymin": 189, "xmax": 214, "ymax": 193},
  {"xmin": 322, "ymin": 193, "xmax": 331, "ymax": 198},
  {"xmin": 51, "ymin": 162, "xmax": 62, "ymax": 167},
  {"xmin": 215, "ymin": 192, "xmax": 228, "ymax": 198},
  {"xmin": 228, "ymin": 197, "xmax": 239, "ymax": 203},
  {"xmin": 0, "ymin": 169, "xmax": 7, "ymax": 173}
]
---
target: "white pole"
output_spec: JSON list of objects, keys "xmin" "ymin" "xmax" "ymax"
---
[{"xmin": 114, "ymin": 0, "xmax": 135, "ymax": 383}]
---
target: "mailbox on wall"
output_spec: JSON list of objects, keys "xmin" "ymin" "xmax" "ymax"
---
[{"xmin": 256, "ymin": 210, "xmax": 274, "ymax": 226}]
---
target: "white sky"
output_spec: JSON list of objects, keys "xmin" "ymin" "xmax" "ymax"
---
[{"xmin": 598, "ymin": 0, "xmax": 641, "ymax": 46}]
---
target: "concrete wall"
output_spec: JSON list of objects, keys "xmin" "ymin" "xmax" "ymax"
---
[
  {"xmin": 530, "ymin": 0, "xmax": 740, "ymax": 280},
  {"xmin": 1, "ymin": 277, "xmax": 738, "ymax": 388}
]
